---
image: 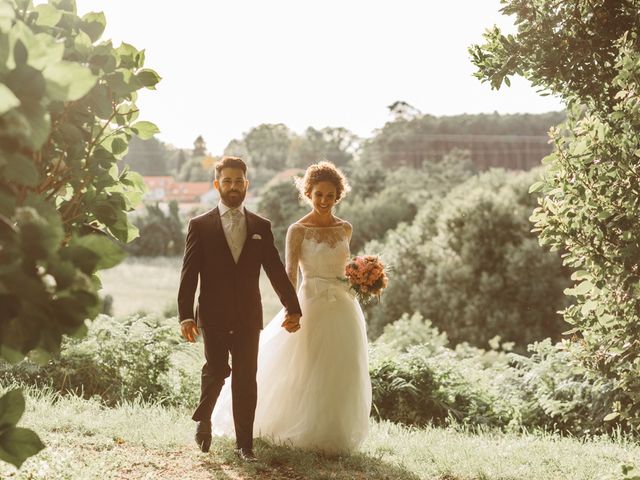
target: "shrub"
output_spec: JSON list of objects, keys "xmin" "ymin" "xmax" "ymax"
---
[
  {"xmin": 370, "ymin": 313, "xmax": 624, "ymax": 436},
  {"xmin": 0, "ymin": 314, "xmax": 200, "ymax": 407},
  {"xmin": 365, "ymin": 168, "xmax": 572, "ymax": 349},
  {"xmin": 126, "ymin": 201, "xmax": 185, "ymax": 257}
]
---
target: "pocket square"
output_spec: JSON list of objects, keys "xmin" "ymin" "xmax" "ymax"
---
[{"xmin": 251, "ymin": 233, "xmax": 262, "ymax": 240}]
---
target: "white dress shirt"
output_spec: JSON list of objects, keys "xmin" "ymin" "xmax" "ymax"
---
[{"xmin": 180, "ymin": 201, "xmax": 247, "ymax": 326}]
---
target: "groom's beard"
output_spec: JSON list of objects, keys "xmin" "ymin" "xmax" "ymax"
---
[{"xmin": 220, "ymin": 189, "xmax": 246, "ymax": 208}]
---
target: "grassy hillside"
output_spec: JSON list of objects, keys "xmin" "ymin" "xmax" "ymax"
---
[{"xmin": 0, "ymin": 385, "xmax": 636, "ymax": 480}]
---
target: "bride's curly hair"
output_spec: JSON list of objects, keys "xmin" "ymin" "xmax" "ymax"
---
[{"xmin": 295, "ymin": 161, "xmax": 351, "ymax": 204}]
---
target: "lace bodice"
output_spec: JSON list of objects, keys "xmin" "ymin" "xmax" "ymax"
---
[{"xmin": 285, "ymin": 223, "xmax": 352, "ymax": 288}]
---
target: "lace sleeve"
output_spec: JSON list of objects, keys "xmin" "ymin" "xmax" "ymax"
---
[
  {"xmin": 285, "ymin": 223, "xmax": 305, "ymax": 288},
  {"xmin": 342, "ymin": 221, "xmax": 353, "ymax": 244}
]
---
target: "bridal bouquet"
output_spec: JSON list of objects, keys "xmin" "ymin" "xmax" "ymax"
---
[{"xmin": 343, "ymin": 255, "xmax": 389, "ymax": 304}]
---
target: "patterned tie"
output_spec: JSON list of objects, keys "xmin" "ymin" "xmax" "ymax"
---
[{"xmin": 229, "ymin": 208, "xmax": 241, "ymax": 230}]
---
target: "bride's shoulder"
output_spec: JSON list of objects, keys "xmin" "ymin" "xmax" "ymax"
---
[
  {"xmin": 336, "ymin": 218, "xmax": 352, "ymax": 233},
  {"xmin": 286, "ymin": 222, "xmax": 307, "ymax": 238}
]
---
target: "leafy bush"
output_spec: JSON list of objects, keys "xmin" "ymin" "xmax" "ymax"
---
[
  {"xmin": 370, "ymin": 314, "xmax": 517, "ymax": 428},
  {"xmin": 126, "ymin": 200, "xmax": 185, "ymax": 256},
  {"xmin": 365, "ymin": 168, "xmax": 572, "ymax": 348},
  {"xmin": 0, "ymin": 314, "xmax": 200, "ymax": 407},
  {"xmin": 0, "ymin": 0, "xmax": 159, "ymax": 467},
  {"xmin": 471, "ymin": 0, "xmax": 640, "ymax": 432},
  {"xmin": 370, "ymin": 313, "xmax": 625, "ymax": 436},
  {"xmin": 340, "ymin": 153, "xmax": 475, "ymax": 253}
]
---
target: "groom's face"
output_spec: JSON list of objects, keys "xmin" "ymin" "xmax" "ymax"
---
[{"xmin": 214, "ymin": 167, "xmax": 248, "ymax": 208}]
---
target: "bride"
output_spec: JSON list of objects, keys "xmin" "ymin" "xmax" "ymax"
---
[{"xmin": 212, "ymin": 161, "xmax": 372, "ymax": 454}]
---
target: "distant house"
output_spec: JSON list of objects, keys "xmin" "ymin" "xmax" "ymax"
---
[{"xmin": 142, "ymin": 176, "xmax": 213, "ymax": 204}]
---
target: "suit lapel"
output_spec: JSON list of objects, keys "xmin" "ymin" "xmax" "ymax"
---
[{"xmin": 210, "ymin": 207, "xmax": 236, "ymax": 267}]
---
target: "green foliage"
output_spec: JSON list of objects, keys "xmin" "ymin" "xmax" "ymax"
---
[
  {"xmin": 340, "ymin": 152, "xmax": 475, "ymax": 254},
  {"xmin": 287, "ymin": 126, "xmax": 358, "ymax": 168},
  {"xmin": 361, "ymin": 111, "xmax": 565, "ymax": 168},
  {"xmin": 371, "ymin": 313, "xmax": 625, "ymax": 436},
  {"xmin": 0, "ymin": 0, "xmax": 158, "ymax": 466},
  {"xmin": 409, "ymin": 168, "xmax": 571, "ymax": 349},
  {"xmin": 471, "ymin": 0, "xmax": 640, "ymax": 431},
  {"xmin": 0, "ymin": 0, "xmax": 157, "ymax": 359},
  {"xmin": 0, "ymin": 314, "xmax": 200, "ymax": 407},
  {"xmin": 122, "ymin": 136, "xmax": 169, "ymax": 176},
  {"xmin": 176, "ymin": 155, "xmax": 211, "ymax": 182},
  {"xmin": 127, "ymin": 200, "xmax": 185, "ymax": 256},
  {"xmin": 365, "ymin": 167, "xmax": 570, "ymax": 345},
  {"xmin": 224, "ymin": 124, "xmax": 359, "ymax": 191},
  {"xmin": 256, "ymin": 179, "xmax": 307, "ymax": 254}
]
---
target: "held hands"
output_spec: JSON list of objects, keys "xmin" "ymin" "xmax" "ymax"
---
[
  {"xmin": 281, "ymin": 312, "xmax": 301, "ymax": 333},
  {"xmin": 181, "ymin": 321, "xmax": 200, "ymax": 343}
]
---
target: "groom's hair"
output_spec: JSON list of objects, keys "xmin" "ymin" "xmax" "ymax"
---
[{"xmin": 214, "ymin": 156, "xmax": 247, "ymax": 180}]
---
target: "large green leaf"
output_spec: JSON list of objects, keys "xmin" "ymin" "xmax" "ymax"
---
[
  {"xmin": 80, "ymin": 11, "xmax": 106, "ymax": 43},
  {"xmin": 0, "ymin": 84, "xmax": 20, "ymax": 115},
  {"xmin": 136, "ymin": 68, "xmax": 161, "ymax": 89},
  {"xmin": 5, "ymin": 64, "xmax": 45, "ymax": 104},
  {"xmin": 74, "ymin": 233, "xmax": 126, "ymax": 270},
  {"xmin": 131, "ymin": 120, "xmax": 159, "ymax": 140},
  {"xmin": 2, "ymin": 152, "xmax": 40, "ymax": 187},
  {"xmin": 33, "ymin": 3, "xmax": 62, "ymax": 27},
  {"xmin": 0, "ymin": 426, "xmax": 45, "ymax": 468},
  {"xmin": 73, "ymin": 30, "xmax": 92, "ymax": 57},
  {"xmin": 19, "ymin": 103, "xmax": 50, "ymax": 151},
  {"xmin": 0, "ymin": 390, "xmax": 25, "ymax": 427},
  {"xmin": 43, "ymin": 60, "xmax": 97, "ymax": 101},
  {"xmin": 26, "ymin": 34, "xmax": 64, "ymax": 70},
  {"xmin": 0, "ymin": 2, "xmax": 15, "ymax": 31},
  {"xmin": 88, "ymin": 84, "xmax": 112, "ymax": 119}
]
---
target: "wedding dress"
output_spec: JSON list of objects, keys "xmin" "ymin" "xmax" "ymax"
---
[{"xmin": 212, "ymin": 222, "xmax": 372, "ymax": 454}]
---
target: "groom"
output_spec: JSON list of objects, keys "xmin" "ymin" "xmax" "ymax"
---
[{"xmin": 177, "ymin": 156, "xmax": 302, "ymax": 460}]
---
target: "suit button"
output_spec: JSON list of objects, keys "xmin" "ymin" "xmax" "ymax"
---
[{"xmin": 229, "ymin": 330, "xmax": 234, "ymax": 335}]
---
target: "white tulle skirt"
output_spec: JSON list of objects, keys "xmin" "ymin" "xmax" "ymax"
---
[{"xmin": 212, "ymin": 277, "xmax": 372, "ymax": 454}]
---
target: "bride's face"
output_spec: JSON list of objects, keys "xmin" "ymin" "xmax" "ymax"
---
[{"xmin": 310, "ymin": 181, "xmax": 337, "ymax": 215}]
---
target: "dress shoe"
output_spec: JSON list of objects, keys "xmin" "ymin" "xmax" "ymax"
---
[
  {"xmin": 195, "ymin": 421, "xmax": 212, "ymax": 453},
  {"xmin": 234, "ymin": 447, "xmax": 256, "ymax": 462}
]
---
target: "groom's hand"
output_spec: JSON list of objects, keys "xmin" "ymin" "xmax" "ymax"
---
[
  {"xmin": 281, "ymin": 313, "xmax": 301, "ymax": 333},
  {"xmin": 181, "ymin": 320, "xmax": 200, "ymax": 343}
]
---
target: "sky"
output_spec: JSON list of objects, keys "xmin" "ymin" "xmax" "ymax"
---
[{"xmin": 75, "ymin": 0, "xmax": 564, "ymax": 154}]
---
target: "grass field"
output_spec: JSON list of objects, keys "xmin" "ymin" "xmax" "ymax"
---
[
  {"xmin": 0, "ymin": 386, "xmax": 637, "ymax": 480},
  {"xmin": 98, "ymin": 256, "xmax": 283, "ymax": 322}
]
